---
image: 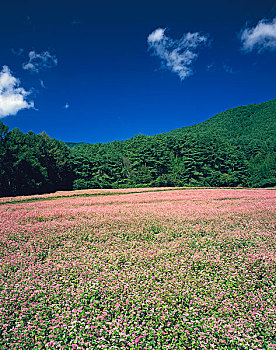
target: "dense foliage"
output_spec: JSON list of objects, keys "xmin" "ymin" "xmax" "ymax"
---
[
  {"xmin": 68, "ymin": 99, "xmax": 276, "ymax": 190},
  {"xmin": 0, "ymin": 126, "xmax": 73, "ymax": 197},
  {"xmin": 0, "ymin": 99, "xmax": 275, "ymax": 196}
]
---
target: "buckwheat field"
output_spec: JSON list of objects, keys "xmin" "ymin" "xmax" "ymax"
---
[{"xmin": 0, "ymin": 188, "xmax": 275, "ymax": 349}]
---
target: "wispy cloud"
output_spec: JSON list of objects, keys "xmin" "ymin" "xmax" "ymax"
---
[
  {"xmin": 0, "ymin": 66, "xmax": 34, "ymax": 118},
  {"xmin": 206, "ymin": 63, "xmax": 214, "ymax": 71},
  {"xmin": 23, "ymin": 51, "xmax": 58, "ymax": 73},
  {"xmin": 40, "ymin": 79, "xmax": 46, "ymax": 88},
  {"xmin": 71, "ymin": 19, "xmax": 80, "ymax": 25},
  {"xmin": 223, "ymin": 64, "xmax": 234, "ymax": 74},
  {"xmin": 241, "ymin": 17, "xmax": 276, "ymax": 53},
  {"xmin": 11, "ymin": 48, "xmax": 24, "ymax": 56},
  {"xmin": 147, "ymin": 28, "xmax": 209, "ymax": 81}
]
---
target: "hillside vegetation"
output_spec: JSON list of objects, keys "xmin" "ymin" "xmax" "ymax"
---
[{"xmin": 0, "ymin": 99, "xmax": 275, "ymax": 196}]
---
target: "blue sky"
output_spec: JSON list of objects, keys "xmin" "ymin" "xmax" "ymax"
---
[{"xmin": 0, "ymin": 0, "xmax": 275, "ymax": 143}]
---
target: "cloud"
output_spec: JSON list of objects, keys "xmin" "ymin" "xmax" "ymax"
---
[
  {"xmin": 71, "ymin": 19, "xmax": 80, "ymax": 25},
  {"xmin": 11, "ymin": 48, "xmax": 24, "ymax": 56},
  {"xmin": 206, "ymin": 63, "xmax": 214, "ymax": 71},
  {"xmin": 148, "ymin": 28, "xmax": 165, "ymax": 43},
  {"xmin": 223, "ymin": 64, "xmax": 234, "ymax": 74},
  {"xmin": 23, "ymin": 51, "xmax": 58, "ymax": 73},
  {"xmin": 147, "ymin": 28, "xmax": 209, "ymax": 80},
  {"xmin": 0, "ymin": 66, "xmax": 34, "ymax": 118},
  {"xmin": 40, "ymin": 79, "xmax": 46, "ymax": 88},
  {"xmin": 241, "ymin": 17, "xmax": 276, "ymax": 53},
  {"xmin": 64, "ymin": 103, "xmax": 69, "ymax": 109}
]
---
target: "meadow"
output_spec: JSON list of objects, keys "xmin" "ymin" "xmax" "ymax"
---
[{"xmin": 0, "ymin": 188, "xmax": 275, "ymax": 349}]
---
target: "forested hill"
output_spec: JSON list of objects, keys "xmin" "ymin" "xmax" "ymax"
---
[
  {"xmin": 0, "ymin": 99, "xmax": 275, "ymax": 197},
  {"xmin": 69, "ymin": 99, "xmax": 275, "ymax": 189},
  {"xmin": 167, "ymin": 99, "xmax": 275, "ymax": 144}
]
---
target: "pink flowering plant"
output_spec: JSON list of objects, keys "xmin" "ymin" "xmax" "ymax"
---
[{"xmin": 0, "ymin": 188, "xmax": 275, "ymax": 349}]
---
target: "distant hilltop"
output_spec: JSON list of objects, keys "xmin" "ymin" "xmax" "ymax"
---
[{"xmin": 166, "ymin": 99, "xmax": 276, "ymax": 142}]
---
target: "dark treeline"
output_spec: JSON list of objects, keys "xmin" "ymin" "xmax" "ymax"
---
[
  {"xmin": 0, "ymin": 125, "xmax": 73, "ymax": 196},
  {"xmin": 0, "ymin": 99, "xmax": 275, "ymax": 196}
]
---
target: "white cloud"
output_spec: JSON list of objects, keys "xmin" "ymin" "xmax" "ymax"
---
[
  {"xmin": 23, "ymin": 51, "xmax": 58, "ymax": 73},
  {"xmin": 147, "ymin": 28, "xmax": 209, "ymax": 80},
  {"xmin": 0, "ymin": 66, "xmax": 34, "ymax": 118},
  {"xmin": 241, "ymin": 17, "xmax": 276, "ymax": 53},
  {"xmin": 148, "ymin": 28, "xmax": 165, "ymax": 43},
  {"xmin": 64, "ymin": 102, "xmax": 69, "ymax": 109}
]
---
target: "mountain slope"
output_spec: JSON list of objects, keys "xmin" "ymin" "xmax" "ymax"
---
[
  {"xmin": 70, "ymin": 99, "xmax": 275, "ymax": 189},
  {"xmin": 166, "ymin": 99, "xmax": 276, "ymax": 143}
]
